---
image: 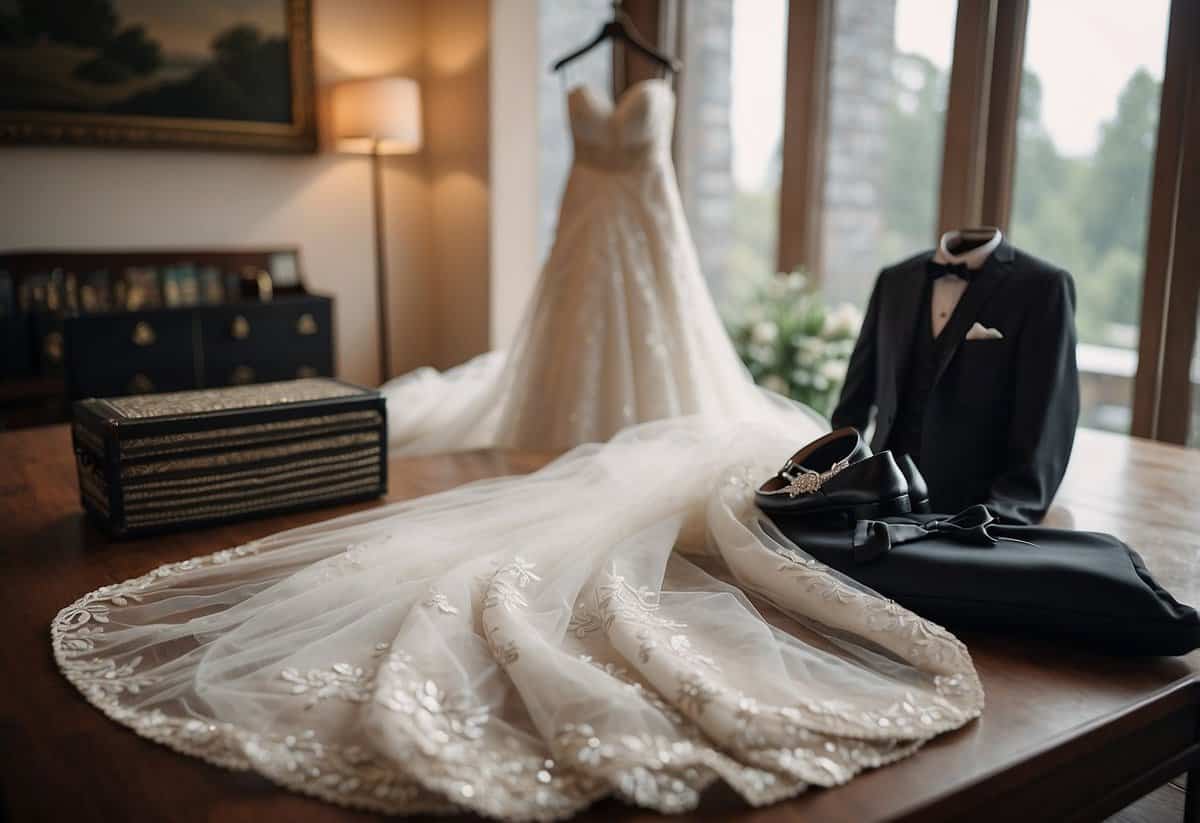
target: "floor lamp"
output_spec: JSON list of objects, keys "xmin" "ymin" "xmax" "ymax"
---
[{"xmin": 332, "ymin": 77, "xmax": 423, "ymax": 383}]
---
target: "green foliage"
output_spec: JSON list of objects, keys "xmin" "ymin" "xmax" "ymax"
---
[
  {"xmin": 1078, "ymin": 68, "xmax": 1160, "ymax": 260},
  {"xmin": 110, "ymin": 26, "xmax": 291, "ymax": 123},
  {"xmin": 1009, "ymin": 66, "xmax": 1160, "ymax": 347},
  {"xmin": 72, "ymin": 23, "xmax": 163, "ymax": 85},
  {"xmin": 724, "ymin": 270, "xmax": 862, "ymax": 416}
]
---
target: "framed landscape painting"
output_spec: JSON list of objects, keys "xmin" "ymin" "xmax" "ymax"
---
[{"xmin": 0, "ymin": 0, "xmax": 315, "ymax": 152}]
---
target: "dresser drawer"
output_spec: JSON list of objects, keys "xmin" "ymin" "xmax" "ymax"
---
[
  {"xmin": 68, "ymin": 311, "xmax": 194, "ymax": 365},
  {"xmin": 203, "ymin": 354, "xmax": 332, "ymax": 388},
  {"xmin": 198, "ymin": 298, "xmax": 333, "ymax": 388},
  {"xmin": 62, "ymin": 297, "xmax": 334, "ymax": 399},
  {"xmin": 76, "ymin": 365, "xmax": 198, "ymax": 398},
  {"xmin": 198, "ymin": 299, "xmax": 331, "ymax": 360},
  {"xmin": 65, "ymin": 311, "xmax": 198, "ymax": 400}
]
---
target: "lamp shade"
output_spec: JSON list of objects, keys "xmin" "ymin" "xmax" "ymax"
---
[{"xmin": 332, "ymin": 77, "xmax": 422, "ymax": 155}]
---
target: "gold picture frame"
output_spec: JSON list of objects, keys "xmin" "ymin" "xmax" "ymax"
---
[{"xmin": 0, "ymin": 0, "xmax": 316, "ymax": 153}]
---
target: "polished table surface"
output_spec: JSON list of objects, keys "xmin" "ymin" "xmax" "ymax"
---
[{"xmin": 3, "ymin": 425, "xmax": 1200, "ymax": 822}]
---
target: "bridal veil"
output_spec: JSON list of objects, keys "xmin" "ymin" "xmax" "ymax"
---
[{"xmin": 54, "ymin": 410, "xmax": 982, "ymax": 820}]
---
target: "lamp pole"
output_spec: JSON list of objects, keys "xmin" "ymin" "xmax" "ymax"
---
[{"xmin": 371, "ymin": 140, "xmax": 391, "ymax": 383}]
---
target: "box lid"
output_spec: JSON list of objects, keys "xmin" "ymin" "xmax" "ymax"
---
[{"xmin": 74, "ymin": 378, "xmax": 383, "ymax": 441}]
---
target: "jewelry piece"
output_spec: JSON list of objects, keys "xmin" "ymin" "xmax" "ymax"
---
[{"xmin": 779, "ymin": 456, "xmax": 850, "ymax": 497}]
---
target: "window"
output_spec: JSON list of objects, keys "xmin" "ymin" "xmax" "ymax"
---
[
  {"xmin": 1009, "ymin": 0, "xmax": 1170, "ymax": 434},
  {"xmin": 677, "ymin": 0, "xmax": 788, "ymax": 302},
  {"xmin": 645, "ymin": 0, "xmax": 1199, "ymax": 444},
  {"xmin": 818, "ymin": 0, "xmax": 956, "ymax": 309}
]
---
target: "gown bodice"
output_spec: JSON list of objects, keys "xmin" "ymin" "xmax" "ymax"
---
[{"xmin": 566, "ymin": 79, "xmax": 675, "ymax": 171}]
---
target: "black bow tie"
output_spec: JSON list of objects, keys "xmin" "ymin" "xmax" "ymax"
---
[
  {"xmin": 926, "ymin": 259, "xmax": 975, "ymax": 281},
  {"xmin": 851, "ymin": 504, "xmax": 1036, "ymax": 563}
]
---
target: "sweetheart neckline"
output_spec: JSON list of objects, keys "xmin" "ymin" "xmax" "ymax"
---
[{"xmin": 567, "ymin": 78, "xmax": 672, "ymax": 119}]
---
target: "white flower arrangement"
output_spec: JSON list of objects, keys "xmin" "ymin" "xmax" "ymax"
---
[{"xmin": 725, "ymin": 269, "xmax": 862, "ymax": 415}]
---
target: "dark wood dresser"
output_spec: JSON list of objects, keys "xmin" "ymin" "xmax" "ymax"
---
[
  {"xmin": 63, "ymin": 294, "xmax": 334, "ymax": 399},
  {"xmin": 0, "ymin": 249, "xmax": 336, "ymax": 428}
]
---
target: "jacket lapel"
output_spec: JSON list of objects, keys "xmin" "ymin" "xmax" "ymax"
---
[
  {"xmin": 931, "ymin": 240, "xmax": 1014, "ymax": 386},
  {"xmin": 880, "ymin": 255, "xmax": 930, "ymax": 414}
]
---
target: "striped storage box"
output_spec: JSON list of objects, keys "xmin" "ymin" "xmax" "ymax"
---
[{"xmin": 72, "ymin": 379, "xmax": 387, "ymax": 537}]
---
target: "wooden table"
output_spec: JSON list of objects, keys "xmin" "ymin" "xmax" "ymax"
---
[{"xmin": 3, "ymin": 425, "xmax": 1200, "ymax": 822}]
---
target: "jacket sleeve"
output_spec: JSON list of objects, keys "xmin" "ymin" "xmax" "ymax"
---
[
  {"xmin": 985, "ymin": 270, "xmax": 1080, "ymax": 524},
  {"xmin": 831, "ymin": 271, "xmax": 883, "ymax": 432}
]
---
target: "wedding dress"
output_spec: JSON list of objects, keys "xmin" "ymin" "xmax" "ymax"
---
[
  {"xmin": 52, "ymin": 82, "xmax": 984, "ymax": 821},
  {"xmin": 384, "ymin": 79, "xmax": 776, "ymax": 454}
]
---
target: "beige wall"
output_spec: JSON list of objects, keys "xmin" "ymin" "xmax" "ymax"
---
[
  {"xmin": 489, "ymin": 0, "xmax": 541, "ymax": 350},
  {"xmin": 0, "ymin": 0, "xmax": 434, "ymax": 387},
  {"xmin": 425, "ymin": 0, "xmax": 492, "ymax": 370}
]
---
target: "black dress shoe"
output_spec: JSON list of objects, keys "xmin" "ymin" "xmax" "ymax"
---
[
  {"xmin": 756, "ymin": 427, "xmax": 870, "ymax": 500},
  {"xmin": 756, "ymin": 449, "xmax": 911, "ymax": 523},
  {"xmin": 894, "ymin": 454, "xmax": 931, "ymax": 513}
]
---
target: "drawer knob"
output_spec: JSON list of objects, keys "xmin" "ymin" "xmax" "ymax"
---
[
  {"xmin": 295, "ymin": 313, "xmax": 319, "ymax": 336},
  {"xmin": 296, "ymin": 365, "xmax": 318, "ymax": 378},
  {"xmin": 230, "ymin": 365, "xmax": 256, "ymax": 385},
  {"xmin": 43, "ymin": 331, "xmax": 64, "ymax": 364},
  {"xmin": 128, "ymin": 373, "xmax": 154, "ymax": 394},
  {"xmin": 131, "ymin": 321, "xmax": 156, "ymax": 347},
  {"xmin": 230, "ymin": 315, "xmax": 251, "ymax": 340}
]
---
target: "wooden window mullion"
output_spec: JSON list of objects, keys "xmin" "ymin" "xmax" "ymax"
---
[
  {"xmin": 978, "ymin": 0, "xmax": 1027, "ymax": 230},
  {"xmin": 936, "ymin": 0, "xmax": 995, "ymax": 234},
  {"xmin": 1132, "ymin": 0, "xmax": 1200, "ymax": 442},
  {"xmin": 614, "ymin": 0, "xmax": 669, "ymax": 95},
  {"xmin": 776, "ymin": 0, "xmax": 832, "ymax": 276}
]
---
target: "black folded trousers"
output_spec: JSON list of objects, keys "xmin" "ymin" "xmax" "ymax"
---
[{"xmin": 765, "ymin": 509, "xmax": 1200, "ymax": 656}]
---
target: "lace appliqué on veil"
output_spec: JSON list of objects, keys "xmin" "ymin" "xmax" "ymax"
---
[{"xmin": 52, "ymin": 543, "xmax": 452, "ymax": 816}]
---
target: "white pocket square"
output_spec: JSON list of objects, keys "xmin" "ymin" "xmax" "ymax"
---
[{"xmin": 965, "ymin": 322, "xmax": 1004, "ymax": 341}]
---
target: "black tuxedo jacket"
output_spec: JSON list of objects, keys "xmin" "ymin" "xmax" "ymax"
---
[{"xmin": 831, "ymin": 240, "xmax": 1080, "ymax": 524}]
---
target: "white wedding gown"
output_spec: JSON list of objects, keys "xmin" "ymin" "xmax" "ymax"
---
[
  {"xmin": 52, "ymin": 81, "xmax": 984, "ymax": 821},
  {"xmin": 383, "ymin": 80, "xmax": 779, "ymax": 454}
]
